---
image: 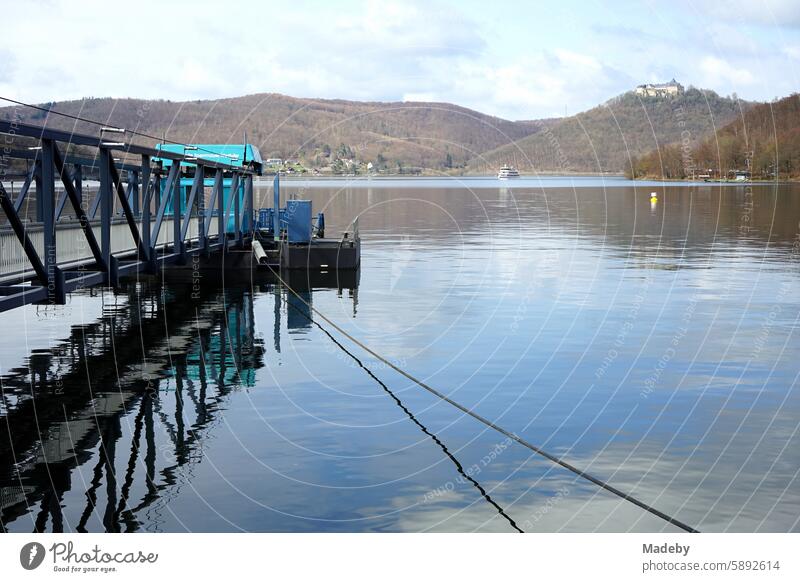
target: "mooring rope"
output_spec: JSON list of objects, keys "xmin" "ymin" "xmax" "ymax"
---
[
  {"xmin": 272, "ymin": 272, "xmax": 700, "ymax": 533},
  {"xmin": 283, "ymin": 297, "xmax": 523, "ymax": 532}
]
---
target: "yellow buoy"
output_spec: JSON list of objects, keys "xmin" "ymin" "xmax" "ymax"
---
[{"xmin": 650, "ymin": 191, "xmax": 658, "ymax": 202}]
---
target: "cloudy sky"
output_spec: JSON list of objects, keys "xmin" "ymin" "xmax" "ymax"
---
[{"xmin": 0, "ymin": 0, "xmax": 798, "ymax": 120}]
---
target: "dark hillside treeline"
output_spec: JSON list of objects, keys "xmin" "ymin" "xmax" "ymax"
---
[
  {"xmin": 471, "ymin": 88, "xmax": 747, "ymax": 174},
  {"xmin": 0, "ymin": 94, "xmax": 544, "ymax": 174},
  {"xmin": 629, "ymin": 93, "xmax": 800, "ymax": 179}
]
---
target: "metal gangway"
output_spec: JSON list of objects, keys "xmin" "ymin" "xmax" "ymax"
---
[{"xmin": 0, "ymin": 120, "xmax": 261, "ymax": 313}]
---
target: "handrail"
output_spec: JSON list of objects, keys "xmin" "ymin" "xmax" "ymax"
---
[{"xmin": 0, "ymin": 121, "xmax": 259, "ymax": 175}]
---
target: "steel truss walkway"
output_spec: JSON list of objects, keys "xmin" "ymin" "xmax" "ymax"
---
[{"xmin": 0, "ymin": 120, "xmax": 261, "ymax": 312}]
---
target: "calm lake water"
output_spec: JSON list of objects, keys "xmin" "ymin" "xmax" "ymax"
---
[{"xmin": 1, "ymin": 176, "xmax": 799, "ymax": 532}]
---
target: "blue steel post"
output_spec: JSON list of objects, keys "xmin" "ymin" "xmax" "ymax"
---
[
  {"xmin": 154, "ymin": 162, "xmax": 162, "ymax": 210},
  {"xmin": 216, "ymin": 170, "xmax": 225, "ymax": 246},
  {"xmin": 99, "ymin": 148, "xmax": 112, "ymax": 275},
  {"xmin": 181, "ymin": 166, "xmax": 203, "ymax": 251},
  {"xmin": 273, "ymin": 174, "xmax": 280, "ymax": 241},
  {"xmin": 151, "ymin": 163, "xmax": 179, "ymax": 254},
  {"xmin": 197, "ymin": 165, "xmax": 206, "ymax": 252},
  {"xmin": 34, "ymin": 158, "xmax": 43, "ymax": 222},
  {"xmin": 204, "ymin": 169, "xmax": 221, "ymax": 250},
  {"xmin": 41, "ymin": 139, "xmax": 62, "ymax": 302},
  {"xmin": 141, "ymin": 155, "xmax": 151, "ymax": 261},
  {"xmin": 130, "ymin": 170, "xmax": 140, "ymax": 216},
  {"xmin": 173, "ymin": 164, "xmax": 182, "ymax": 258},
  {"xmin": 152, "ymin": 162, "xmax": 163, "ymax": 251},
  {"xmin": 73, "ymin": 164, "xmax": 82, "ymax": 209},
  {"xmin": 223, "ymin": 173, "xmax": 240, "ymax": 245},
  {"xmin": 234, "ymin": 172, "xmax": 242, "ymax": 247},
  {"xmin": 245, "ymin": 174, "xmax": 253, "ymax": 237}
]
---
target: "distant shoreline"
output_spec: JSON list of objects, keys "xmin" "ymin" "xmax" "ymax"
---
[
  {"xmin": 273, "ymin": 172, "xmax": 626, "ymax": 180},
  {"xmin": 271, "ymin": 174, "xmax": 797, "ymax": 184},
  {"xmin": 628, "ymin": 176, "xmax": 799, "ymax": 184}
]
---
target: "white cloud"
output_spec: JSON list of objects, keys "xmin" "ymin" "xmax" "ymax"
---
[
  {"xmin": 0, "ymin": 0, "xmax": 796, "ymax": 121},
  {"xmin": 0, "ymin": 0, "xmax": 629, "ymax": 120},
  {"xmin": 402, "ymin": 92, "xmax": 439, "ymax": 102},
  {"xmin": 330, "ymin": 0, "xmax": 485, "ymax": 59},
  {"xmin": 689, "ymin": 0, "xmax": 800, "ymax": 27},
  {"xmin": 704, "ymin": 22, "xmax": 762, "ymax": 57},
  {"xmin": 440, "ymin": 50, "xmax": 631, "ymax": 119},
  {"xmin": 699, "ymin": 56, "xmax": 756, "ymax": 87}
]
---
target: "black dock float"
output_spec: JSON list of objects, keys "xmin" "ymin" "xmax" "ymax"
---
[{"xmin": 278, "ymin": 238, "xmax": 361, "ymax": 270}]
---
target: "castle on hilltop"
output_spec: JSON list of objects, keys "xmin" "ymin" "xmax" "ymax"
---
[{"xmin": 634, "ymin": 79, "xmax": 684, "ymax": 97}]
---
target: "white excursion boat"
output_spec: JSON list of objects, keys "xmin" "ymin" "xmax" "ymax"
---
[{"xmin": 497, "ymin": 165, "xmax": 520, "ymax": 179}]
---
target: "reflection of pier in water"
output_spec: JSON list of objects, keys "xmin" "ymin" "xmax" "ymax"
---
[{"xmin": 0, "ymin": 272, "xmax": 357, "ymax": 532}]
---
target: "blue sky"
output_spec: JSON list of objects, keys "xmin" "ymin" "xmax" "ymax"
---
[{"xmin": 0, "ymin": 0, "xmax": 798, "ymax": 119}]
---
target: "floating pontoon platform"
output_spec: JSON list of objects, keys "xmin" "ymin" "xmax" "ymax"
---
[
  {"xmin": 252, "ymin": 236, "xmax": 360, "ymax": 270},
  {"xmin": 251, "ymin": 175, "xmax": 360, "ymax": 271}
]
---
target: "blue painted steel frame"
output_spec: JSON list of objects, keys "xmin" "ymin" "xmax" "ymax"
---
[{"xmin": 0, "ymin": 120, "xmax": 259, "ymax": 313}]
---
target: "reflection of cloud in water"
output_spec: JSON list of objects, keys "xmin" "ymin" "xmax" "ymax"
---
[
  {"xmin": 376, "ymin": 399, "xmax": 800, "ymax": 533},
  {"xmin": 383, "ymin": 471, "xmax": 679, "ymax": 532},
  {"xmin": 548, "ymin": 429, "xmax": 800, "ymax": 532}
]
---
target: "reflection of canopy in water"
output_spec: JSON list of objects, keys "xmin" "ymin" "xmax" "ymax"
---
[{"xmin": 0, "ymin": 282, "xmax": 265, "ymax": 532}]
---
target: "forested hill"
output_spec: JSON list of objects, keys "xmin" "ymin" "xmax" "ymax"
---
[
  {"xmin": 0, "ymin": 89, "xmax": 759, "ymax": 175},
  {"xmin": 469, "ymin": 88, "xmax": 749, "ymax": 174},
  {"xmin": 0, "ymin": 94, "xmax": 546, "ymax": 173},
  {"xmin": 629, "ymin": 93, "xmax": 800, "ymax": 179}
]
